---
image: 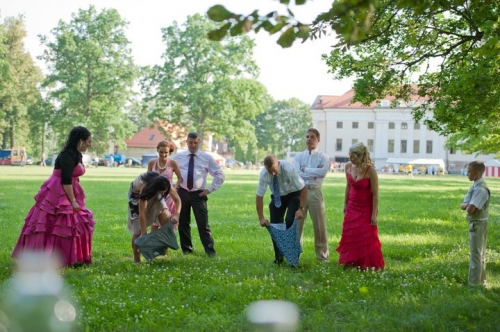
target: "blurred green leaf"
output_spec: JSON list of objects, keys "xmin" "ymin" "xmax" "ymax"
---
[
  {"xmin": 277, "ymin": 27, "xmax": 295, "ymax": 47},
  {"xmin": 207, "ymin": 5, "xmax": 233, "ymax": 22}
]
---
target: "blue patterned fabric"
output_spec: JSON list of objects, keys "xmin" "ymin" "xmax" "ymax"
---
[
  {"xmin": 267, "ymin": 219, "xmax": 302, "ymax": 267},
  {"xmin": 272, "ymin": 175, "xmax": 282, "ymax": 208}
]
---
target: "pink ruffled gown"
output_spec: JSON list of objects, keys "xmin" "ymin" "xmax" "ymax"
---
[
  {"xmin": 12, "ymin": 164, "xmax": 95, "ymax": 266},
  {"xmin": 336, "ymin": 170, "xmax": 385, "ymax": 270}
]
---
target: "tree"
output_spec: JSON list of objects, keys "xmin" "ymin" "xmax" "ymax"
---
[
  {"xmin": 146, "ymin": 14, "xmax": 268, "ymax": 148},
  {"xmin": 254, "ymin": 98, "xmax": 312, "ymax": 159},
  {"xmin": 0, "ymin": 16, "xmax": 43, "ymax": 150},
  {"xmin": 40, "ymin": 5, "xmax": 139, "ymax": 154},
  {"xmin": 208, "ymin": 1, "xmax": 500, "ymax": 154}
]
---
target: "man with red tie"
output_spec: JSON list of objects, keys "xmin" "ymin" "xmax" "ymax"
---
[{"xmin": 170, "ymin": 132, "xmax": 225, "ymax": 256}]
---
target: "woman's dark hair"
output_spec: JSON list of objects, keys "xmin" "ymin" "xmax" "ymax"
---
[
  {"xmin": 138, "ymin": 172, "xmax": 171, "ymax": 200},
  {"xmin": 62, "ymin": 126, "xmax": 92, "ymax": 152}
]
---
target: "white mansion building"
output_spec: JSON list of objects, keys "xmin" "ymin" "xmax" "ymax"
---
[{"xmin": 310, "ymin": 89, "xmax": 496, "ymax": 174}]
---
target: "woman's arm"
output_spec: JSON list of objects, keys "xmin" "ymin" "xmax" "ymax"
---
[
  {"xmin": 138, "ymin": 199, "xmax": 148, "ymax": 236},
  {"xmin": 168, "ymin": 185, "xmax": 182, "ymax": 224},
  {"xmin": 63, "ymin": 184, "xmax": 80, "ymax": 211},
  {"xmin": 343, "ymin": 162, "xmax": 351, "ymax": 213},
  {"xmin": 368, "ymin": 167, "xmax": 379, "ymax": 225},
  {"xmin": 147, "ymin": 159, "xmax": 156, "ymax": 172},
  {"xmin": 171, "ymin": 160, "xmax": 183, "ymax": 189}
]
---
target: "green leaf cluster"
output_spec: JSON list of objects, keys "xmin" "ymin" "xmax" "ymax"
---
[
  {"xmin": 39, "ymin": 5, "xmax": 139, "ymax": 154},
  {"xmin": 146, "ymin": 14, "xmax": 269, "ymax": 153}
]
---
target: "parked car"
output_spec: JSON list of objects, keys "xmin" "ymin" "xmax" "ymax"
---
[
  {"xmin": 37, "ymin": 157, "xmax": 54, "ymax": 166},
  {"xmin": 125, "ymin": 157, "xmax": 141, "ymax": 167},
  {"xmin": 25, "ymin": 156, "xmax": 34, "ymax": 165},
  {"xmin": 225, "ymin": 159, "xmax": 244, "ymax": 169}
]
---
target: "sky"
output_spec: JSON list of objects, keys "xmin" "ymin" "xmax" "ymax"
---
[{"xmin": 0, "ymin": 0, "xmax": 353, "ymax": 104}]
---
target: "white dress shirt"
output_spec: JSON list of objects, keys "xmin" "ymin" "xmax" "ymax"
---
[
  {"xmin": 256, "ymin": 160, "xmax": 304, "ymax": 197},
  {"xmin": 171, "ymin": 150, "xmax": 225, "ymax": 192},
  {"xmin": 293, "ymin": 148, "xmax": 329, "ymax": 187}
]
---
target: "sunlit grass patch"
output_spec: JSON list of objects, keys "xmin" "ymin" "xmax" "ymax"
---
[{"xmin": 0, "ymin": 167, "xmax": 499, "ymax": 331}]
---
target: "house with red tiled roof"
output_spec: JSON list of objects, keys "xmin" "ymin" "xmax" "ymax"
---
[
  {"xmin": 117, "ymin": 122, "xmax": 187, "ymax": 159},
  {"xmin": 117, "ymin": 122, "xmax": 232, "ymax": 162},
  {"xmin": 309, "ymin": 88, "xmax": 496, "ymax": 174}
]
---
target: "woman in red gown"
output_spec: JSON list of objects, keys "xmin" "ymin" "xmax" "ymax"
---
[{"xmin": 336, "ymin": 142, "xmax": 384, "ymax": 270}]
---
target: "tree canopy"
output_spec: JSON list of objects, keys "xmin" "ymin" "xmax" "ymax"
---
[
  {"xmin": 208, "ymin": 0, "xmax": 500, "ymax": 154},
  {"xmin": 254, "ymin": 98, "xmax": 312, "ymax": 159},
  {"xmin": 146, "ymin": 14, "xmax": 269, "ymax": 151},
  {"xmin": 40, "ymin": 5, "xmax": 139, "ymax": 154},
  {"xmin": 0, "ymin": 16, "xmax": 43, "ymax": 149}
]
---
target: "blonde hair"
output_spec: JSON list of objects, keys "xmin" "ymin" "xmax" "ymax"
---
[{"xmin": 349, "ymin": 142, "xmax": 372, "ymax": 169}]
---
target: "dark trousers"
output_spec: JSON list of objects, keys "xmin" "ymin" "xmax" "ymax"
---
[
  {"xmin": 178, "ymin": 188, "xmax": 215, "ymax": 255},
  {"xmin": 269, "ymin": 190, "xmax": 301, "ymax": 261}
]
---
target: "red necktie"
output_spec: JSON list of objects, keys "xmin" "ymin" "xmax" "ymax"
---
[{"xmin": 187, "ymin": 154, "xmax": 195, "ymax": 190}]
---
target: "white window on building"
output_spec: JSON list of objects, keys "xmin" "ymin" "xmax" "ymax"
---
[
  {"xmin": 414, "ymin": 123, "xmax": 421, "ymax": 130},
  {"xmin": 336, "ymin": 139, "xmax": 342, "ymax": 151},
  {"xmin": 379, "ymin": 100, "xmax": 390, "ymax": 107},
  {"xmin": 352, "ymin": 122, "xmax": 359, "ymax": 129},
  {"xmin": 337, "ymin": 122, "xmax": 343, "ymax": 129},
  {"xmin": 388, "ymin": 139, "xmax": 394, "ymax": 153},
  {"xmin": 367, "ymin": 139, "xmax": 374, "ymax": 152},
  {"xmin": 389, "ymin": 122, "xmax": 395, "ymax": 129},
  {"xmin": 413, "ymin": 140, "xmax": 420, "ymax": 154},
  {"xmin": 401, "ymin": 140, "xmax": 407, "ymax": 153},
  {"xmin": 426, "ymin": 140, "xmax": 433, "ymax": 154},
  {"xmin": 352, "ymin": 139, "xmax": 358, "ymax": 145},
  {"xmin": 368, "ymin": 122, "xmax": 374, "ymax": 129},
  {"xmin": 401, "ymin": 122, "xmax": 408, "ymax": 129}
]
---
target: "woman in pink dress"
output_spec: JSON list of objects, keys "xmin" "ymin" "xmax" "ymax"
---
[
  {"xmin": 336, "ymin": 142, "xmax": 385, "ymax": 270},
  {"xmin": 12, "ymin": 126, "xmax": 96, "ymax": 267},
  {"xmin": 147, "ymin": 140, "xmax": 182, "ymax": 229}
]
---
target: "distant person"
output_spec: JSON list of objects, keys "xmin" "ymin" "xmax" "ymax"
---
[
  {"xmin": 12, "ymin": 126, "xmax": 96, "ymax": 267},
  {"xmin": 170, "ymin": 132, "xmax": 225, "ymax": 256},
  {"xmin": 148, "ymin": 140, "xmax": 182, "ymax": 230},
  {"xmin": 293, "ymin": 128, "xmax": 330, "ymax": 262},
  {"xmin": 336, "ymin": 142, "xmax": 385, "ymax": 270},
  {"xmin": 108, "ymin": 155, "xmax": 114, "ymax": 167},
  {"xmin": 94, "ymin": 156, "xmax": 99, "ymax": 168},
  {"xmin": 460, "ymin": 161, "xmax": 490, "ymax": 287},
  {"xmin": 40, "ymin": 152, "xmax": 46, "ymax": 167},
  {"xmin": 407, "ymin": 164, "xmax": 414, "ymax": 178},
  {"xmin": 256, "ymin": 155, "xmax": 306, "ymax": 265}
]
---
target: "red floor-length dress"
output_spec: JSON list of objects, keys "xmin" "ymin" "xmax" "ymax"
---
[{"xmin": 336, "ymin": 169, "xmax": 385, "ymax": 269}]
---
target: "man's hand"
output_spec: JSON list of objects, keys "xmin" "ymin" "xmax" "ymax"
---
[
  {"xmin": 259, "ymin": 218, "xmax": 270, "ymax": 227},
  {"xmin": 294, "ymin": 209, "xmax": 304, "ymax": 220},
  {"xmin": 199, "ymin": 189, "xmax": 210, "ymax": 196}
]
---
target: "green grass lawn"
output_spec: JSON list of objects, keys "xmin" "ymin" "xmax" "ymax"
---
[{"xmin": 0, "ymin": 166, "xmax": 499, "ymax": 331}]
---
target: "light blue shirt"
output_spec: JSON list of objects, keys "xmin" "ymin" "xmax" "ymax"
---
[
  {"xmin": 293, "ymin": 148, "xmax": 329, "ymax": 186},
  {"xmin": 256, "ymin": 160, "xmax": 304, "ymax": 197}
]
